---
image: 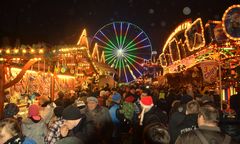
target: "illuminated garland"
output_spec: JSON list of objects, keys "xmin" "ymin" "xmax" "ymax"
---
[
  {"xmin": 185, "ymin": 18, "xmax": 206, "ymax": 51},
  {"xmin": 222, "ymin": 5, "xmax": 240, "ymax": 41}
]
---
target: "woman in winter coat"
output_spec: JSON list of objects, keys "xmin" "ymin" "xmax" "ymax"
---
[{"xmin": 22, "ymin": 105, "xmax": 47, "ymax": 144}]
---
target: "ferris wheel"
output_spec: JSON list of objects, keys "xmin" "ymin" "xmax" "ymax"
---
[{"xmin": 92, "ymin": 21, "xmax": 152, "ymax": 83}]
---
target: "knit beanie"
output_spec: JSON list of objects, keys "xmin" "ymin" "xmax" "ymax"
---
[
  {"xmin": 4, "ymin": 103, "xmax": 19, "ymax": 118},
  {"xmin": 62, "ymin": 105, "xmax": 83, "ymax": 120},
  {"xmin": 125, "ymin": 96, "xmax": 135, "ymax": 103},
  {"xmin": 139, "ymin": 96, "xmax": 154, "ymax": 125},
  {"xmin": 87, "ymin": 96, "xmax": 98, "ymax": 103},
  {"xmin": 112, "ymin": 93, "xmax": 121, "ymax": 103}
]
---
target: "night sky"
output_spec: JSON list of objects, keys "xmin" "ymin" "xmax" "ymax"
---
[{"xmin": 0, "ymin": 0, "xmax": 239, "ymax": 52}]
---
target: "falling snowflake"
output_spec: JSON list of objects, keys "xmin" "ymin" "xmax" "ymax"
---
[
  {"xmin": 183, "ymin": 7, "xmax": 191, "ymax": 15},
  {"xmin": 89, "ymin": 11, "xmax": 93, "ymax": 16},
  {"xmin": 150, "ymin": 22, "xmax": 155, "ymax": 27},
  {"xmin": 148, "ymin": 9, "xmax": 155, "ymax": 14},
  {"xmin": 160, "ymin": 21, "xmax": 166, "ymax": 27}
]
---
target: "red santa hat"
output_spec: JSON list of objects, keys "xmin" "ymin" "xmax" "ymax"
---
[{"xmin": 139, "ymin": 96, "xmax": 154, "ymax": 125}]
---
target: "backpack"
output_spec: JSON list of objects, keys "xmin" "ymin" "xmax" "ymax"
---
[
  {"xmin": 194, "ymin": 129, "xmax": 231, "ymax": 144},
  {"xmin": 118, "ymin": 101, "xmax": 135, "ymax": 121}
]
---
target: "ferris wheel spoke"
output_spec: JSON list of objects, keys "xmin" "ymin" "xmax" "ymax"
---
[
  {"xmin": 125, "ymin": 37, "xmax": 149, "ymax": 51},
  {"xmin": 124, "ymin": 57, "xmax": 142, "ymax": 76},
  {"xmin": 126, "ymin": 64, "xmax": 135, "ymax": 81},
  {"xmin": 122, "ymin": 60, "xmax": 129, "ymax": 82},
  {"xmin": 113, "ymin": 23, "xmax": 120, "ymax": 47},
  {"xmin": 105, "ymin": 53, "xmax": 116, "ymax": 62},
  {"xmin": 126, "ymin": 44, "xmax": 152, "ymax": 52},
  {"xmin": 118, "ymin": 59, "xmax": 123, "ymax": 80},
  {"xmin": 95, "ymin": 36, "xmax": 116, "ymax": 50},
  {"xmin": 98, "ymin": 44, "xmax": 115, "ymax": 51},
  {"xmin": 115, "ymin": 57, "xmax": 121, "ymax": 69},
  {"xmin": 107, "ymin": 55, "xmax": 117, "ymax": 66},
  {"xmin": 123, "ymin": 31, "xmax": 143, "ymax": 50},
  {"xmin": 125, "ymin": 53, "xmax": 145, "ymax": 61},
  {"xmin": 122, "ymin": 23, "xmax": 130, "ymax": 48},
  {"xmin": 99, "ymin": 31, "xmax": 118, "ymax": 49},
  {"xmin": 124, "ymin": 54, "xmax": 144, "ymax": 69},
  {"xmin": 119, "ymin": 22, "xmax": 123, "ymax": 47}
]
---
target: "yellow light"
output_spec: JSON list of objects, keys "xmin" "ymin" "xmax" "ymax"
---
[
  {"xmin": 39, "ymin": 49, "xmax": 44, "ymax": 54},
  {"xmin": 11, "ymin": 67, "xmax": 37, "ymax": 74},
  {"xmin": 57, "ymin": 74, "xmax": 75, "ymax": 79},
  {"xmin": 30, "ymin": 49, "xmax": 35, "ymax": 53},
  {"xmin": 184, "ymin": 18, "xmax": 205, "ymax": 51},
  {"xmin": 22, "ymin": 49, "xmax": 27, "ymax": 54},
  {"xmin": 6, "ymin": 49, "xmax": 11, "ymax": 54},
  {"xmin": 0, "ymin": 49, "xmax": 2, "ymax": 53},
  {"xmin": 14, "ymin": 49, "xmax": 19, "ymax": 54}
]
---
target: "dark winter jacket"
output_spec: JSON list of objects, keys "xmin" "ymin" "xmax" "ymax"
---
[
  {"xmin": 142, "ymin": 106, "xmax": 168, "ymax": 127},
  {"xmin": 175, "ymin": 125, "xmax": 238, "ymax": 144},
  {"xmin": 169, "ymin": 113, "xmax": 198, "ymax": 144},
  {"xmin": 69, "ymin": 116, "xmax": 98, "ymax": 144}
]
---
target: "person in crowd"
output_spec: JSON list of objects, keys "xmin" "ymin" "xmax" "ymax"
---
[
  {"xmin": 175, "ymin": 105, "xmax": 238, "ymax": 144},
  {"xmin": 139, "ymin": 96, "xmax": 168, "ymax": 127},
  {"xmin": 103, "ymin": 83, "xmax": 110, "ymax": 91},
  {"xmin": 0, "ymin": 118, "xmax": 36, "ymax": 144},
  {"xmin": 169, "ymin": 100, "xmax": 199, "ymax": 144},
  {"xmin": 97, "ymin": 90, "xmax": 107, "ymax": 107},
  {"xmin": 81, "ymin": 96, "xmax": 113, "ymax": 144},
  {"xmin": 109, "ymin": 93, "xmax": 122, "ymax": 144},
  {"xmin": 22, "ymin": 104, "xmax": 47, "ymax": 144},
  {"xmin": 56, "ymin": 136, "xmax": 83, "ymax": 144},
  {"xmin": 45, "ymin": 106, "xmax": 64, "ymax": 144},
  {"xmin": 3, "ymin": 103, "xmax": 20, "ymax": 119},
  {"xmin": 230, "ymin": 87, "xmax": 240, "ymax": 119},
  {"xmin": 54, "ymin": 91, "xmax": 65, "ymax": 107},
  {"xmin": 38, "ymin": 95, "xmax": 55, "ymax": 124},
  {"xmin": 220, "ymin": 108, "xmax": 240, "ymax": 143},
  {"xmin": 143, "ymin": 122, "xmax": 170, "ymax": 144},
  {"xmin": 60, "ymin": 105, "xmax": 97, "ymax": 144}
]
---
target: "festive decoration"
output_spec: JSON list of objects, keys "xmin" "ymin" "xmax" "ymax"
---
[
  {"xmin": 160, "ymin": 21, "xmax": 192, "ymax": 67},
  {"xmin": 185, "ymin": 18, "xmax": 206, "ymax": 51},
  {"xmin": 92, "ymin": 21, "xmax": 152, "ymax": 83},
  {"xmin": 200, "ymin": 61, "xmax": 218, "ymax": 83},
  {"xmin": 222, "ymin": 5, "xmax": 240, "ymax": 41}
]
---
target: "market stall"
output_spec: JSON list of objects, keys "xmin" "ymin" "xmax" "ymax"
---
[
  {"xmin": 158, "ymin": 5, "xmax": 240, "ymax": 108},
  {"xmin": 0, "ymin": 29, "xmax": 111, "ymax": 118}
]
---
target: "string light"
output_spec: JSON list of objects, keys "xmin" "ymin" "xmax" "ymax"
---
[
  {"xmin": 39, "ymin": 49, "xmax": 44, "ymax": 54},
  {"xmin": 30, "ymin": 49, "xmax": 35, "ymax": 53},
  {"xmin": 14, "ymin": 49, "xmax": 19, "ymax": 54},
  {"xmin": 6, "ymin": 49, "xmax": 11, "ymax": 54},
  {"xmin": 160, "ymin": 21, "xmax": 191, "ymax": 67},
  {"xmin": 22, "ymin": 49, "xmax": 27, "ymax": 54},
  {"xmin": 184, "ymin": 18, "xmax": 206, "ymax": 51}
]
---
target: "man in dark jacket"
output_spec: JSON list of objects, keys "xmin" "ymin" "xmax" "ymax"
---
[
  {"xmin": 61, "ymin": 105, "xmax": 98, "ymax": 144},
  {"xmin": 230, "ymin": 88, "xmax": 240, "ymax": 119},
  {"xmin": 176, "ymin": 105, "xmax": 238, "ymax": 144},
  {"xmin": 169, "ymin": 100, "xmax": 199, "ymax": 144}
]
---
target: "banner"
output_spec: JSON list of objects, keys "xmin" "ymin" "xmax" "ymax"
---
[{"xmin": 200, "ymin": 61, "xmax": 218, "ymax": 83}]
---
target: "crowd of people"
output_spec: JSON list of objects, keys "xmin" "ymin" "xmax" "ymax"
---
[{"xmin": 0, "ymin": 82, "xmax": 240, "ymax": 144}]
